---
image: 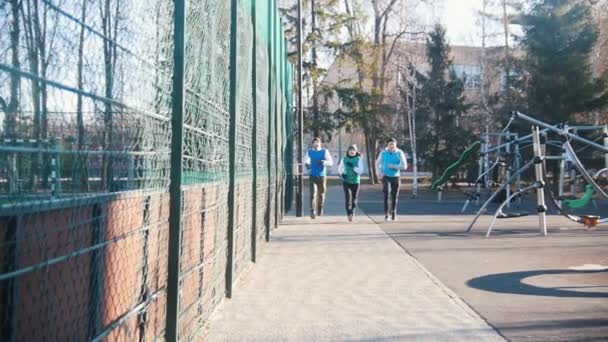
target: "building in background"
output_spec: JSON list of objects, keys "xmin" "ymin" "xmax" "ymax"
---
[{"xmin": 317, "ymin": 42, "xmax": 510, "ymax": 175}]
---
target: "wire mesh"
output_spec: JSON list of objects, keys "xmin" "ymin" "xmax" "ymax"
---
[
  {"xmin": 178, "ymin": 0, "xmax": 231, "ymax": 339},
  {"xmin": 255, "ymin": 0, "xmax": 271, "ymax": 244},
  {"xmin": 0, "ymin": 0, "xmax": 292, "ymax": 340}
]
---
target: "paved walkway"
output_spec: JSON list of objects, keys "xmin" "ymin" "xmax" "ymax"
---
[{"xmin": 202, "ymin": 187, "xmax": 504, "ymax": 341}]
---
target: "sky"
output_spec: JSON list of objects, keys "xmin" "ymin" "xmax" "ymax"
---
[
  {"xmin": 439, "ymin": 0, "xmax": 522, "ymax": 47},
  {"xmin": 441, "ymin": 0, "xmax": 483, "ymax": 46}
]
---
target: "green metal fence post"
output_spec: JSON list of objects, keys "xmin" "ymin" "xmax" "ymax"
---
[
  {"xmin": 295, "ymin": 0, "xmax": 304, "ymax": 217},
  {"xmin": 166, "ymin": 0, "xmax": 186, "ymax": 339},
  {"xmin": 265, "ymin": 0, "xmax": 272, "ymax": 242},
  {"xmin": 226, "ymin": 0, "xmax": 239, "ymax": 298},
  {"xmin": 250, "ymin": 0, "xmax": 258, "ymax": 262},
  {"xmin": 273, "ymin": 11, "xmax": 279, "ymax": 229}
]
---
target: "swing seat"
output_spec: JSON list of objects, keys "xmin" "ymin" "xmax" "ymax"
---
[
  {"xmin": 497, "ymin": 212, "xmax": 530, "ymax": 219},
  {"xmin": 580, "ymin": 215, "xmax": 600, "ymax": 229}
]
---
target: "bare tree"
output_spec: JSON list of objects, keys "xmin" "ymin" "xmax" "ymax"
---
[
  {"xmin": 478, "ymin": 0, "xmax": 495, "ymax": 127},
  {"xmin": 368, "ymin": 0, "xmax": 429, "ymax": 183},
  {"xmin": 500, "ymin": 0, "xmax": 523, "ymax": 111},
  {"xmin": 21, "ymin": 0, "xmax": 58, "ymax": 190},
  {"xmin": 4, "ymin": 0, "xmax": 22, "ymax": 194},
  {"xmin": 5, "ymin": 0, "xmax": 20, "ymax": 139},
  {"xmin": 100, "ymin": 0, "xmax": 121, "ymax": 191},
  {"xmin": 75, "ymin": 0, "xmax": 89, "ymax": 191},
  {"xmin": 335, "ymin": 0, "xmax": 430, "ymax": 184}
]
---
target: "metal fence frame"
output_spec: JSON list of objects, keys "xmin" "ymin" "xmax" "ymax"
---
[{"xmin": 0, "ymin": 0, "xmax": 292, "ymax": 340}]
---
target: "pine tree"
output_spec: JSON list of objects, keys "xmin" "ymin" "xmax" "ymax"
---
[
  {"xmin": 415, "ymin": 25, "xmax": 471, "ymax": 179},
  {"xmin": 520, "ymin": 0, "xmax": 607, "ymax": 123}
]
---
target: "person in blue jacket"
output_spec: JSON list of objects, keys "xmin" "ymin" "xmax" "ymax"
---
[
  {"xmin": 304, "ymin": 137, "xmax": 333, "ymax": 219},
  {"xmin": 338, "ymin": 144, "xmax": 364, "ymax": 222},
  {"xmin": 376, "ymin": 138, "xmax": 407, "ymax": 221}
]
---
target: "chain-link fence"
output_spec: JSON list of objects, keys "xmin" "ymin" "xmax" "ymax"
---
[{"xmin": 0, "ymin": 0, "xmax": 293, "ymax": 340}]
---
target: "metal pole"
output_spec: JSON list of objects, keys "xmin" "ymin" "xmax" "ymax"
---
[
  {"xmin": 514, "ymin": 111, "xmax": 608, "ymax": 152},
  {"xmin": 295, "ymin": 0, "xmax": 304, "ymax": 217},
  {"xmin": 226, "ymin": 0, "xmax": 239, "ymax": 298},
  {"xmin": 532, "ymin": 126, "xmax": 547, "ymax": 236},
  {"xmin": 338, "ymin": 127, "xmax": 342, "ymax": 159},
  {"xmin": 475, "ymin": 133, "xmax": 486, "ymax": 205},
  {"xmin": 514, "ymin": 137, "xmax": 522, "ymax": 206},
  {"xmin": 558, "ymin": 142, "xmax": 567, "ymax": 207},
  {"xmin": 483, "ymin": 128, "xmax": 490, "ymax": 195},
  {"xmin": 250, "ymin": 0, "xmax": 258, "ymax": 262},
  {"xmin": 166, "ymin": 0, "xmax": 185, "ymax": 338},
  {"xmin": 570, "ymin": 128, "xmax": 577, "ymax": 197},
  {"xmin": 274, "ymin": 44, "xmax": 280, "ymax": 229},
  {"xmin": 604, "ymin": 125, "xmax": 608, "ymax": 170},
  {"xmin": 505, "ymin": 137, "xmax": 511, "ymax": 209},
  {"xmin": 409, "ymin": 71, "xmax": 419, "ymax": 198},
  {"xmin": 265, "ymin": 0, "xmax": 273, "ymax": 241}
]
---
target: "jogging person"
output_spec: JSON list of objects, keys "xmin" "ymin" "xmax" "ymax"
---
[
  {"xmin": 376, "ymin": 138, "xmax": 408, "ymax": 221},
  {"xmin": 304, "ymin": 137, "xmax": 333, "ymax": 219},
  {"xmin": 338, "ymin": 144, "xmax": 364, "ymax": 222}
]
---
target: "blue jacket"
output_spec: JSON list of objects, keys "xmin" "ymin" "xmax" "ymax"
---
[
  {"xmin": 305, "ymin": 148, "xmax": 333, "ymax": 176},
  {"xmin": 376, "ymin": 148, "xmax": 407, "ymax": 177}
]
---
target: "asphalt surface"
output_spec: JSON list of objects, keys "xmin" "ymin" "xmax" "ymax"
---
[
  {"xmin": 358, "ymin": 184, "xmax": 608, "ymax": 342},
  {"xmin": 203, "ymin": 188, "xmax": 503, "ymax": 341}
]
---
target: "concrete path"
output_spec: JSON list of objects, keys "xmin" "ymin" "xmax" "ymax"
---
[{"xmin": 202, "ymin": 187, "xmax": 504, "ymax": 341}]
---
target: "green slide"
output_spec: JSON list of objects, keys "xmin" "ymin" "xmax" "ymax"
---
[
  {"xmin": 431, "ymin": 141, "xmax": 481, "ymax": 192},
  {"xmin": 564, "ymin": 184, "xmax": 595, "ymax": 209}
]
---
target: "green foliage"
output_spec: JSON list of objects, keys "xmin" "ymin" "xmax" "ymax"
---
[
  {"xmin": 413, "ymin": 25, "xmax": 472, "ymax": 178},
  {"xmin": 520, "ymin": 0, "xmax": 608, "ymax": 122},
  {"xmin": 280, "ymin": 0, "xmax": 357, "ymax": 139}
]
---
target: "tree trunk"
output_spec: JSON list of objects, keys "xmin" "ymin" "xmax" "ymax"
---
[
  {"xmin": 76, "ymin": 0, "xmax": 89, "ymax": 191},
  {"xmin": 364, "ymin": 130, "xmax": 377, "ymax": 184},
  {"xmin": 22, "ymin": 0, "xmax": 42, "ymax": 190},
  {"xmin": 6, "ymin": 0, "xmax": 21, "ymax": 195},
  {"xmin": 432, "ymin": 138, "xmax": 440, "ymax": 180},
  {"xmin": 311, "ymin": 0, "xmax": 319, "ymax": 137},
  {"xmin": 502, "ymin": 0, "xmax": 511, "ymax": 111},
  {"xmin": 35, "ymin": 0, "xmax": 50, "ymax": 188},
  {"xmin": 372, "ymin": 137, "xmax": 379, "ymax": 183},
  {"xmin": 7, "ymin": 0, "xmax": 20, "ymax": 138},
  {"xmin": 101, "ymin": 0, "xmax": 116, "ymax": 191}
]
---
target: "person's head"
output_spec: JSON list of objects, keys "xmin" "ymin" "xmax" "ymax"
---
[
  {"xmin": 312, "ymin": 137, "xmax": 321, "ymax": 149},
  {"xmin": 347, "ymin": 144, "xmax": 358, "ymax": 157},
  {"xmin": 386, "ymin": 138, "xmax": 397, "ymax": 151}
]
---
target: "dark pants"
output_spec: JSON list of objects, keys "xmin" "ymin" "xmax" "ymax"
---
[
  {"xmin": 309, "ymin": 176, "xmax": 327, "ymax": 215},
  {"xmin": 382, "ymin": 176, "xmax": 400, "ymax": 215},
  {"xmin": 342, "ymin": 183, "xmax": 360, "ymax": 215}
]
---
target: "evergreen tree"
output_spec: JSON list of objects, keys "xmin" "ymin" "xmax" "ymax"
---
[
  {"xmin": 280, "ymin": 0, "xmax": 346, "ymax": 140},
  {"xmin": 415, "ymin": 25, "xmax": 471, "ymax": 179},
  {"xmin": 520, "ymin": 0, "xmax": 607, "ymax": 122}
]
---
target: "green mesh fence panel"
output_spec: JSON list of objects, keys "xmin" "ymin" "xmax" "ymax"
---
[
  {"xmin": 178, "ymin": 1, "xmax": 231, "ymax": 340},
  {"xmin": 255, "ymin": 0, "xmax": 271, "ymax": 243},
  {"xmin": 0, "ymin": 0, "xmax": 292, "ymax": 340},
  {"xmin": 233, "ymin": 0, "xmax": 255, "ymax": 298},
  {"xmin": 0, "ymin": 0, "xmax": 174, "ymax": 340},
  {"xmin": 284, "ymin": 62, "xmax": 294, "ymax": 212}
]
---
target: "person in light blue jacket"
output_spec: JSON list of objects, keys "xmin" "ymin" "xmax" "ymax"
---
[
  {"xmin": 304, "ymin": 137, "xmax": 333, "ymax": 219},
  {"xmin": 376, "ymin": 138, "xmax": 407, "ymax": 221}
]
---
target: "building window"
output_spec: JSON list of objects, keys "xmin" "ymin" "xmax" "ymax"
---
[{"xmin": 451, "ymin": 64, "xmax": 481, "ymax": 89}]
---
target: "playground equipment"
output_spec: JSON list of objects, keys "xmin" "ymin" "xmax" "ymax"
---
[
  {"xmin": 464, "ymin": 127, "xmax": 523, "ymax": 212},
  {"xmin": 431, "ymin": 118, "xmax": 527, "ymax": 212},
  {"xmin": 431, "ymin": 140, "xmax": 481, "ymax": 202},
  {"xmin": 467, "ymin": 111, "xmax": 608, "ymax": 236}
]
